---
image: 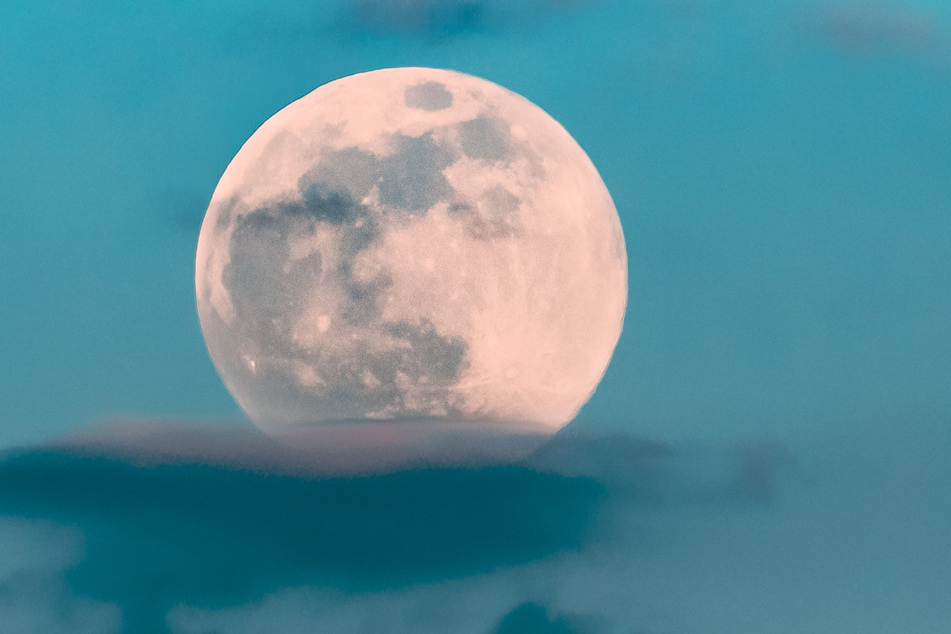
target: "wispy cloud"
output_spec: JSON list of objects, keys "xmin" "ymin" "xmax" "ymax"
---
[
  {"xmin": 347, "ymin": 0, "xmax": 490, "ymax": 37},
  {"xmin": 169, "ymin": 587, "xmax": 599, "ymax": 634},
  {"xmin": 494, "ymin": 602, "xmax": 597, "ymax": 634},
  {"xmin": 338, "ymin": 0, "xmax": 597, "ymax": 39},
  {"xmin": 147, "ymin": 189, "xmax": 210, "ymax": 236},
  {"xmin": 806, "ymin": 1, "xmax": 948, "ymax": 58},
  {"xmin": 0, "ymin": 519, "xmax": 120, "ymax": 634}
]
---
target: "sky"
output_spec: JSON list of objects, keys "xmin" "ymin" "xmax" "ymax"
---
[{"xmin": 1, "ymin": 0, "xmax": 950, "ymax": 632}]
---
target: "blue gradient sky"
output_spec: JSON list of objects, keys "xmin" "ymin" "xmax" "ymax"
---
[{"xmin": 1, "ymin": 3, "xmax": 950, "ymax": 633}]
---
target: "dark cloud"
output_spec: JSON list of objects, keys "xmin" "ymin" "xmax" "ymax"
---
[
  {"xmin": 339, "ymin": 0, "xmax": 598, "ymax": 40},
  {"xmin": 807, "ymin": 1, "xmax": 948, "ymax": 57},
  {"xmin": 494, "ymin": 602, "xmax": 591, "ymax": 634},
  {"xmin": 0, "ymin": 423, "xmax": 788, "ymax": 632},
  {"xmin": 0, "ymin": 442, "xmax": 602, "ymax": 631},
  {"xmin": 345, "ymin": 0, "xmax": 490, "ymax": 38},
  {"xmin": 149, "ymin": 189, "xmax": 210, "ymax": 235},
  {"xmin": 7, "ymin": 420, "xmax": 947, "ymax": 632}
]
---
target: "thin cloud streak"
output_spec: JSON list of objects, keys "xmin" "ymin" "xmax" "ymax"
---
[
  {"xmin": 803, "ymin": 0, "xmax": 949, "ymax": 58},
  {"xmin": 337, "ymin": 0, "xmax": 600, "ymax": 39}
]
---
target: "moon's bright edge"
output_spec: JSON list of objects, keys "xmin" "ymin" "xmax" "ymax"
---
[{"xmin": 196, "ymin": 67, "xmax": 627, "ymax": 433}]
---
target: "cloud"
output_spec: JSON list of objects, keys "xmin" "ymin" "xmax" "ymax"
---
[
  {"xmin": 227, "ymin": 0, "xmax": 599, "ymax": 49},
  {"xmin": 158, "ymin": 416, "xmax": 951, "ymax": 634},
  {"xmin": 339, "ymin": 0, "xmax": 597, "ymax": 39},
  {"xmin": 493, "ymin": 602, "xmax": 595, "ymax": 633},
  {"xmin": 8, "ymin": 415, "xmax": 937, "ymax": 634},
  {"xmin": 347, "ymin": 0, "xmax": 490, "ymax": 37},
  {"xmin": 170, "ymin": 591, "xmax": 600, "ymax": 634},
  {"xmin": 0, "ymin": 420, "xmax": 788, "ymax": 633},
  {"xmin": 0, "ymin": 429, "xmax": 609, "ymax": 631},
  {"xmin": 807, "ymin": 1, "xmax": 948, "ymax": 57},
  {"xmin": 0, "ymin": 519, "xmax": 120, "ymax": 634},
  {"xmin": 148, "ymin": 189, "xmax": 210, "ymax": 235},
  {"xmin": 168, "ymin": 586, "xmax": 598, "ymax": 634}
]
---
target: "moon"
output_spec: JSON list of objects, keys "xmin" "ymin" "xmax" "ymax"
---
[{"xmin": 196, "ymin": 67, "xmax": 626, "ymax": 436}]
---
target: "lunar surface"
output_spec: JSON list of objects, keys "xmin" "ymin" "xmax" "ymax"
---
[{"xmin": 196, "ymin": 67, "xmax": 626, "ymax": 434}]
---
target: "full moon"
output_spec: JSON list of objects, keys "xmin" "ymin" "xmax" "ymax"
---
[{"xmin": 196, "ymin": 67, "xmax": 626, "ymax": 437}]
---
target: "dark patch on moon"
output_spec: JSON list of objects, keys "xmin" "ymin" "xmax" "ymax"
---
[
  {"xmin": 458, "ymin": 113, "xmax": 511, "ymax": 162},
  {"xmin": 295, "ymin": 135, "xmax": 458, "ymax": 218},
  {"xmin": 207, "ymin": 110, "xmax": 551, "ymax": 424},
  {"xmin": 225, "ymin": 213, "xmax": 317, "ymax": 346},
  {"xmin": 312, "ymin": 319, "xmax": 469, "ymax": 419},
  {"xmin": 213, "ymin": 195, "xmax": 243, "ymax": 231},
  {"xmin": 217, "ymin": 141, "xmax": 469, "ymax": 422},
  {"xmin": 482, "ymin": 184, "xmax": 519, "ymax": 216},
  {"xmin": 377, "ymin": 132, "xmax": 457, "ymax": 214},
  {"xmin": 388, "ymin": 320, "xmax": 468, "ymax": 385},
  {"xmin": 338, "ymin": 267, "xmax": 392, "ymax": 327},
  {"xmin": 302, "ymin": 146, "xmax": 382, "ymax": 202},
  {"xmin": 449, "ymin": 185, "xmax": 520, "ymax": 239},
  {"xmin": 405, "ymin": 81, "xmax": 454, "ymax": 111},
  {"xmin": 290, "ymin": 185, "xmax": 363, "ymax": 225},
  {"xmin": 448, "ymin": 202, "xmax": 474, "ymax": 214},
  {"xmin": 223, "ymin": 171, "xmax": 387, "ymax": 368}
]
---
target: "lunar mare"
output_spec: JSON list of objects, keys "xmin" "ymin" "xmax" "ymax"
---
[{"xmin": 196, "ymin": 67, "xmax": 627, "ymax": 433}]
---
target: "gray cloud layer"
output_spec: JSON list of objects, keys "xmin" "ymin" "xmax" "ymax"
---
[
  {"xmin": 0, "ymin": 519, "xmax": 120, "ymax": 634},
  {"xmin": 3, "ymin": 415, "xmax": 951, "ymax": 632},
  {"xmin": 339, "ymin": 0, "xmax": 596, "ymax": 39},
  {"xmin": 804, "ymin": 0, "xmax": 949, "ymax": 57},
  {"xmin": 0, "ymin": 421, "xmax": 783, "ymax": 633}
]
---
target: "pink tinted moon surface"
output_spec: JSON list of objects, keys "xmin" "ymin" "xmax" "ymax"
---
[{"xmin": 196, "ymin": 67, "xmax": 627, "ymax": 435}]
